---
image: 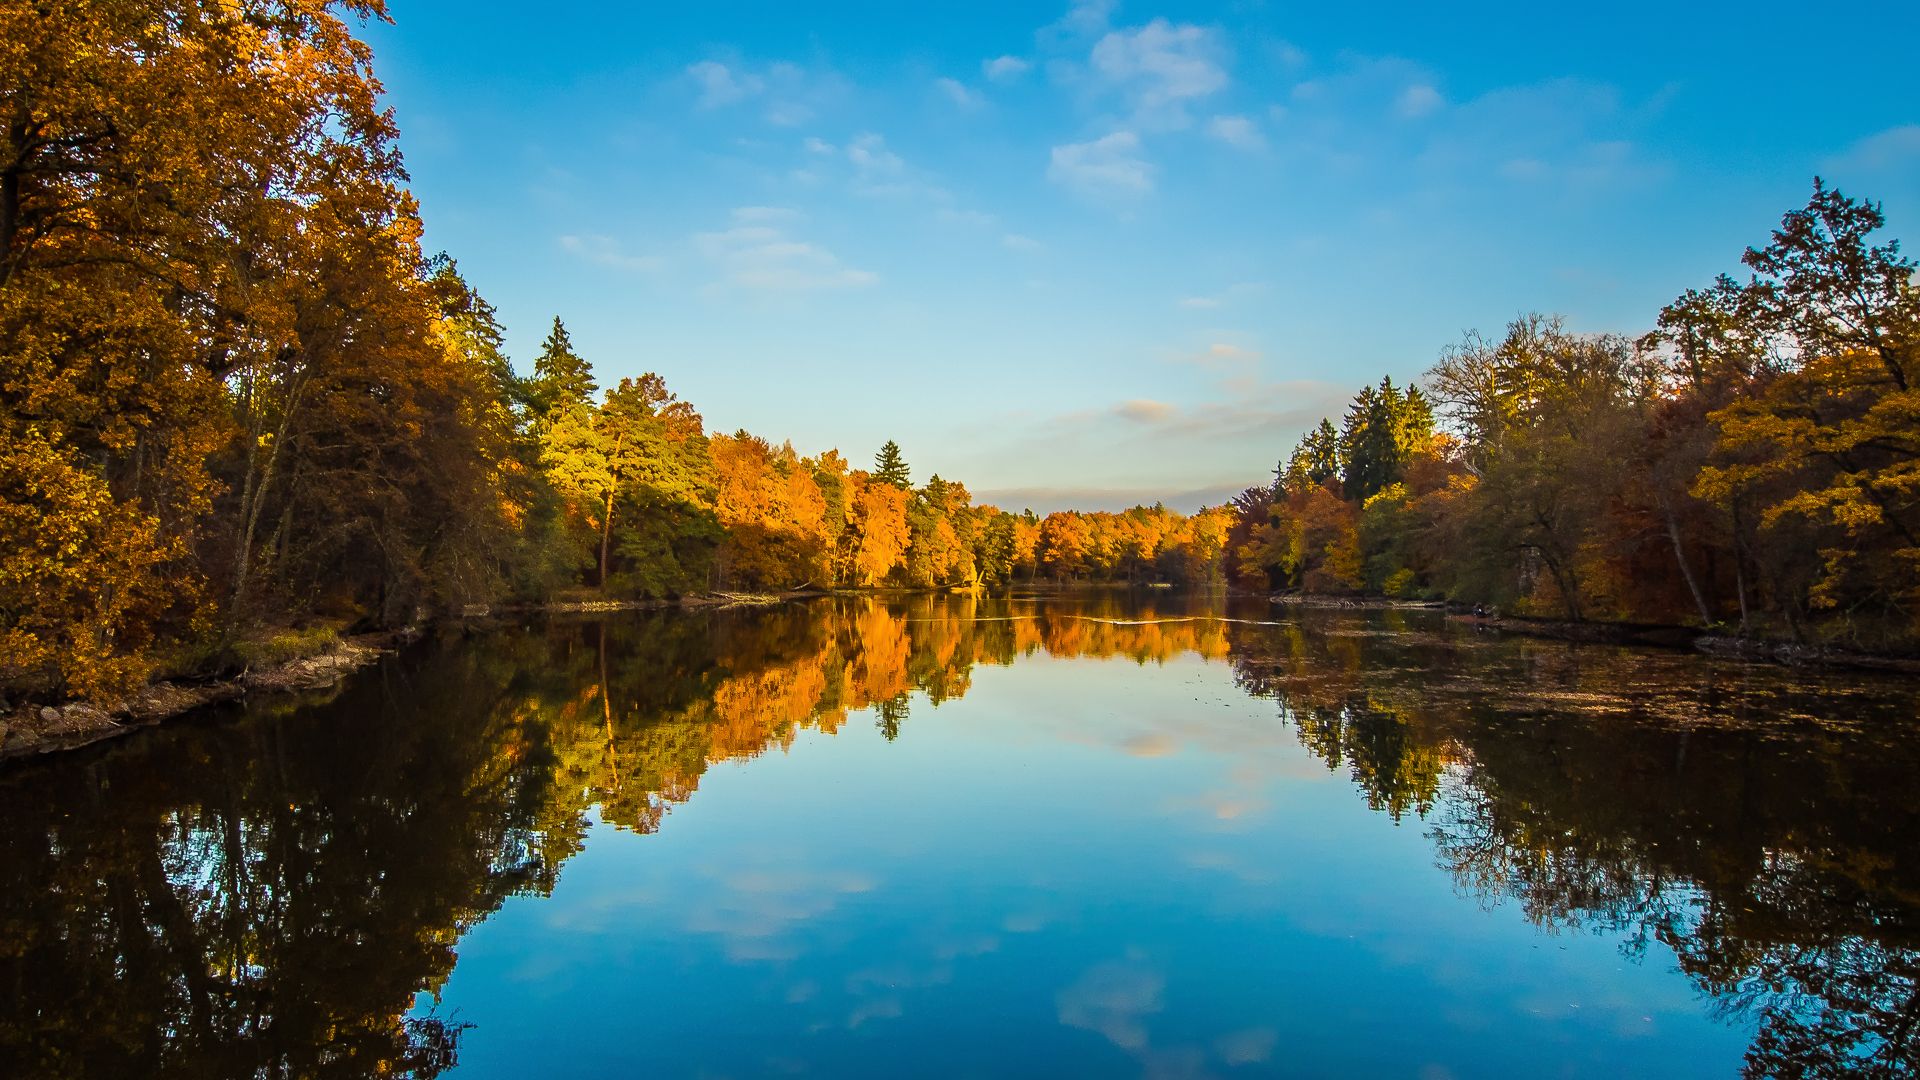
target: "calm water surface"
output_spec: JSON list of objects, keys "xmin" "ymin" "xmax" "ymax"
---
[{"xmin": 2, "ymin": 594, "xmax": 1916, "ymax": 1078}]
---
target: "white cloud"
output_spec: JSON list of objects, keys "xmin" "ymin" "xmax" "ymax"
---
[
  {"xmin": 557, "ymin": 233, "xmax": 665, "ymax": 272},
  {"xmin": 803, "ymin": 136, "xmax": 835, "ymax": 155},
  {"xmin": 847, "ymin": 132, "xmax": 905, "ymax": 177},
  {"xmin": 1177, "ymin": 282, "xmax": 1264, "ymax": 309},
  {"xmin": 683, "ymin": 59, "xmax": 843, "ymax": 127},
  {"xmin": 765, "ymin": 100, "xmax": 813, "ymax": 127},
  {"xmin": 1396, "ymin": 83, "xmax": 1444, "ymax": 119},
  {"xmin": 1049, "ymin": 131, "xmax": 1154, "ymax": 201},
  {"xmin": 1002, "ymin": 233, "xmax": 1043, "ymax": 252},
  {"xmin": 1115, "ymin": 399, "xmax": 1176, "ymax": 423},
  {"xmin": 1826, "ymin": 124, "xmax": 1920, "ymax": 174},
  {"xmin": 1090, "ymin": 19, "xmax": 1228, "ymax": 126},
  {"xmin": 935, "ymin": 207, "xmax": 997, "ymax": 227},
  {"xmin": 694, "ymin": 208, "xmax": 876, "ymax": 293},
  {"xmin": 935, "ymin": 77, "xmax": 983, "ymax": 109},
  {"xmin": 1271, "ymin": 41, "xmax": 1309, "ymax": 69},
  {"xmin": 1205, "ymin": 114, "xmax": 1264, "ymax": 150},
  {"xmin": 983, "ymin": 55, "xmax": 1032, "ymax": 82},
  {"xmin": 686, "ymin": 60, "xmax": 762, "ymax": 108},
  {"xmin": 1062, "ymin": 0, "xmax": 1116, "ymax": 33},
  {"xmin": 731, "ymin": 205, "xmax": 799, "ymax": 223}
]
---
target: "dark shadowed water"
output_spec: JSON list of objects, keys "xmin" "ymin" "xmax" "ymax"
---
[{"xmin": 1, "ymin": 594, "xmax": 1916, "ymax": 1078}]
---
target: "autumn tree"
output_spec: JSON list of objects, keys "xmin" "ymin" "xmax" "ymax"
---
[
  {"xmin": 1661, "ymin": 182, "xmax": 1920, "ymax": 640},
  {"xmin": 0, "ymin": 0, "xmax": 484, "ymax": 695}
]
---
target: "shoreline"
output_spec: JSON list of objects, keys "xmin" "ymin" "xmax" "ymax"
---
[
  {"xmin": 0, "ymin": 590, "xmax": 821, "ymax": 765},
  {"xmin": 1440, "ymin": 609, "xmax": 1920, "ymax": 675},
  {"xmin": 8, "ymin": 586, "xmax": 1915, "ymax": 766},
  {"xmin": 1262, "ymin": 590, "xmax": 1920, "ymax": 674}
]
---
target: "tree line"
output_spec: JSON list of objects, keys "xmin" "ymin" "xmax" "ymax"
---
[
  {"xmin": 1225, "ymin": 181, "xmax": 1918, "ymax": 650},
  {"xmin": 512, "ymin": 314, "xmax": 1234, "ymax": 604}
]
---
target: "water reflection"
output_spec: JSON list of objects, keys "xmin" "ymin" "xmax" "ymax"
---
[{"xmin": 0, "ymin": 594, "xmax": 1913, "ymax": 1077}]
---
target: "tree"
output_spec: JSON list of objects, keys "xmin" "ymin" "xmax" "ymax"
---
[
  {"xmin": 873, "ymin": 440, "xmax": 911, "ymax": 488},
  {"xmin": 0, "ymin": 0, "xmax": 474, "ymax": 694},
  {"xmin": 528, "ymin": 317, "xmax": 596, "ymax": 422},
  {"xmin": 1672, "ymin": 183, "xmax": 1920, "ymax": 634},
  {"xmin": 1282, "ymin": 420, "xmax": 1341, "ymax": 493}
]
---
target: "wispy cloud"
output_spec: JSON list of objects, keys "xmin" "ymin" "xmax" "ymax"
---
[
  {"xmin": 1205, "ymin": 113, "xmax": 1264, "ymax": 150},
  {"xmin": 847, "ymin": 132, "xmax": 905, "ymax": 178},
  {"xmin": 1002, "ymin": 233, "xmax": 1043, "ymax": 252},
  {"xmin": 935, "ymin": 207, "xmax": 996, "ymax": 228},
  {"xmin": 1115, "ymin": 399, "xmax": 1176, "ymax": 423},
  {"xmin": 1395, "ymin": 83, "xmax": 1444, "ymax": 119},
  {"xmin": 974, "ymin": 483, "xmax": 1248, "ymax": 515},
  {"xmin": 1089, "ymin": 18, "xmax": 1229, "ymax": 128},
  {"xmin": 694, "ymin": 208, "xmax": 876, "ymax": 293},
  {"xmin": 983, "ymin": 55, "xmax": 1031, "ymax": 82},
  {"xmin": 1188, "ymin": 342, "xmax": 1259, "ymax": 367},
  {"xmin": 1177, "ymin": 282, "xmax": 1264, "ymax": 309},
  {"xmin": 1825, "ymin": 124, "xmax": 1920, "ymax": 175},
  {"xmin": 935, "ymin": 77, "xmax": 983, "ymax": 109},
  {"xmin": 557, "ymin": 233, "xmax": 665, "ymax": 272},
  {"xmin": 686, "ymin": 60, "xmax": 761, "ymax": 107},
  {"xmin": 682, "ymin": 58, "xmax": 842, "ymax": 127},
  {"xmin": 1049, "ymin": 130, "xmax": 1154, "ymax": 201}
]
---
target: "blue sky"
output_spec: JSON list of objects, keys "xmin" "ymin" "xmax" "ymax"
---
[{"xmin": 364, "ymin": 1, "xmax": 1919, "ymax": 512}]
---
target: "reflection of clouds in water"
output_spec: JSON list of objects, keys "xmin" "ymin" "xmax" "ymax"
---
[
  {"xmin": 1057, "ymin": 955, "xmax": 1166, "ymax": 1051},
  {"xmin": 1214, "ymin": 1026, "xmax": 1277, "ymax": 1065},
  {"xmin": 1124, "ymin": 732, "xmax": 1179, "ymax": 758},
  {"xmin": 934, "ymin": 933, "xmax": 1001, "ymax": 959},
  {"xmin": 1059, "ymin": 955, "xmax": 1289, "ymax": 1077},
  {"xmin": 540, "ymin": 885, "xmax": 663, "ymax": 933},
  {"xmin": 1004, "ymin": 910, "xmax": 1050, "ymax": 933},
  {"xmin": 1183, "ymin": 849, "xmax": 1277, "ymax": 885},
  {"xmin": 847, "ymin": 961, "xmax": 955, "ymax": 993},
  {"xmin": 846, "ymin": 995, "xmax": 903, "ymax": 1029},
  {"xmin": 683, "ymin": 866, "xmax": 876, "ymax": 962},
  {"xmin": 1160, "ymin": 788, "xmax": 1270, "ymax": 825}
]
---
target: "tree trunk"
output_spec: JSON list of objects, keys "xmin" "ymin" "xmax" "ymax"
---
[
  {"xmin": 1658, "ymin": 490, "xmax": 1714, "ymax": 626},
  {"xmin": 599, "ymin": 485, "xmax": 615, "ymax": 590},
  {"xmin": 599, "ymin": 623, "xmax": 619, "ymax": 791},
  {"xmin": 599, "ymin": 431, "xmax": 625, "ymax": 591}
]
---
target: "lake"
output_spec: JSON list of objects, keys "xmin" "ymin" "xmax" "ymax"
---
[{"xmin": 1, "ymin": 593, "xmax": 1915, "ymax": 1078}]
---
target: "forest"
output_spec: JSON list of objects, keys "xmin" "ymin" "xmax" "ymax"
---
[
  {"xmin": 1227, "ymin": 181, "xmax": 1917, "ymax": 650},
  {"xmin": 3, "ymin": 1, "xmax": 1916, "ymax": 707}
]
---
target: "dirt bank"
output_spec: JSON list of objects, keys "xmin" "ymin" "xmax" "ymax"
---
[
  {"xmin": 1, "ymin": 591, "xmax": 824, "ymax": 766},
  {"xmin": 0, "ymin": 633, "xmax": 400, "ymax": 763}
]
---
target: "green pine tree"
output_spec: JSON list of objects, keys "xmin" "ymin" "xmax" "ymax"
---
[
  {"xmin": 874, "ymin": 440, "xmax": 911, "ymax": 488},
  {"xmin": 530, "ymin": 316, "xmax": 597, "ymax": 419}
]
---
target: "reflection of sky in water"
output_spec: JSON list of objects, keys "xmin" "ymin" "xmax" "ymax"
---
[{"xmin": 422, "ymin": 650, "xmax": 1748, "ymax": 1078}]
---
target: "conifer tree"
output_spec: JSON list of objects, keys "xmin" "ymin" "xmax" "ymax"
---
[
  {"xmin": 530, "ymin": 317, "xmax": 597, "ymax": 418},
  {"xmin": 874, "ymin": 440, "xmax": 911, "ymax": 488}
]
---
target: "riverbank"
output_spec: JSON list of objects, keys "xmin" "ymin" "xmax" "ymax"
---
[
  {"xmin": 1262, "ymin": 590, "xmax": 1920, "ymax": 674},
  {"xmin": 0, "ymin": 590, "xmax": 820, "ymax": 764},
  {"xmin": 1442, "ymin": 609, "xmax": 1920, "ymax": 674},
  {"xmin": 0, "ymin": 631, "xmax": 405, "ymax": 764}
]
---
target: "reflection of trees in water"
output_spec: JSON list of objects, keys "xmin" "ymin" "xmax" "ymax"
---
[
  {"xmin": 0, "ymin": 594, "xmax": 1248, "ymax": 1076},
  {"xmin": 8, "ymin": 598, "xmax": 1910, "ymax": 1077},
  {"xmin": 1230, "ymin": 616, "xmax": 1920, "ymax": 1078},
  {"xmin": 0, "ymin": 634, "xmax": 563, "ymax": 1077}
]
